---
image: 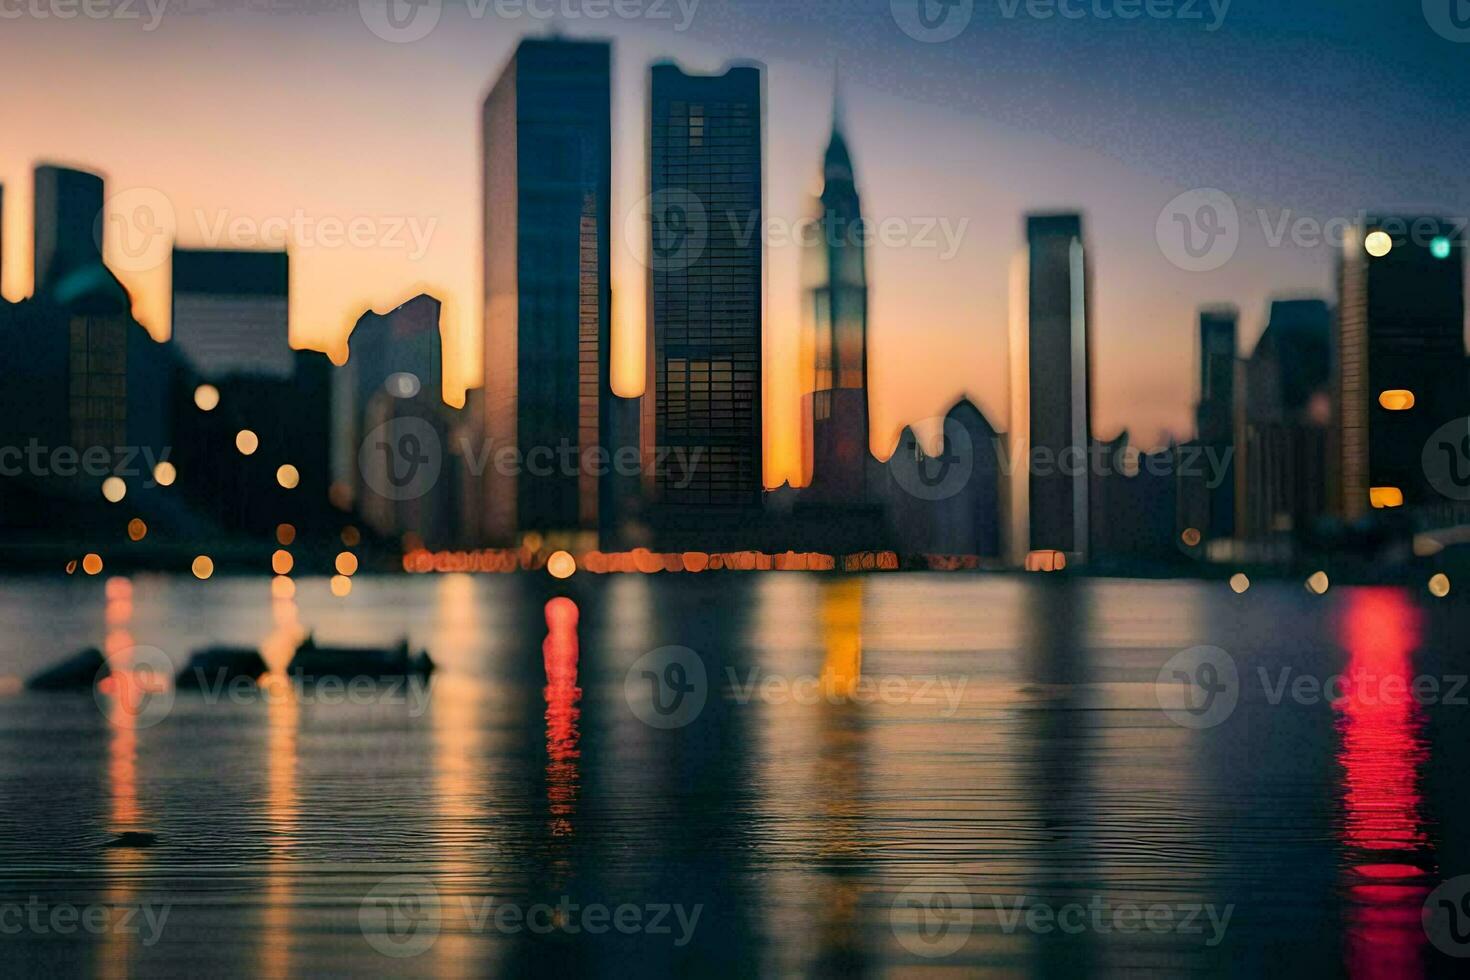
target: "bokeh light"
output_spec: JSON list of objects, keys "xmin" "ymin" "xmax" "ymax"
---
[
  {"xmin": 153, "ymin": 460, "xmax": 177, "ymax": 486},
  {"xmin": 1429, "ymin": 574, "xmax": 1450, "ymax": 598},
  {"xmin": 127, "ymin": 518, "xmax": 148, "ymax": 541},
  {"xmin": 235, "ymin": 430, "xmax": 259, "ymax": 455},
  {"xmin": 276, "ymin": 523, "xmax": 296, "ymax": 546},
  {"xmin": 271, "ymin": 549, "xmax": 294, "ymax": 575},
  {"xmin": 192, "ymin": 555, "xmax": 214, "ymax": 580},
  {"xmin": 82, "ymin": 553, "xmax": 103, "ymax": 575},
  {"xmin": 335, "ymin": 552, "xmax": 359, "ymax": 576},
  {"xmin": 547, "ymin": 550, "xmax": 576, "ymax": 579},
  {"xmin": 1306, "ymin": 570, "xmax": 1330, "ymax": 595},
  {"xmin": 330, "ymin": 575, "xmax": 352, "ymax": 597},
  {"xmin": 101, "ymin": 476, "xmax": 126, "ymax": 503},
  {"xmin": 271, "ymin": 576, "xmax": 296, "ymax": 600},
  {"xmin": 1229, "ymin": 573, "xmax": 1250, "ymax": 594},
  {"xmin": 276, "ymin": 464, "xmax": 300, "ymax": 489},
  {"xmin": 194, "ymin": 384, "xmax": 220, "ymax": 411},
  {"xmin": 1365, "ymin": 231, "xmax": 1393, "ymax": 257}
]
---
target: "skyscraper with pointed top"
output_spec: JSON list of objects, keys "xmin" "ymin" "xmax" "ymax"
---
[{"xmin": 801, "ymin": 73, "xmax": 870, "ymax": 503}]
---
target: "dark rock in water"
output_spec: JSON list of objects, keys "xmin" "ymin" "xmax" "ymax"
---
[
  {"xmin": 175, "ymin": 647, "xmax": 269, "ymax": 690},
  {"xmin": 105, "ymin": 831, "xmax": 157, "ymax": 849},
  {"xmin": 26, "ymin": 648, "xmax": 108, "ymax": 691},
  {"xmin": 288, "ymin": 635, "xmax": 434, "ymax": 680}
]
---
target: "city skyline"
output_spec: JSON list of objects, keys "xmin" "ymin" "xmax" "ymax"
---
[{"xmin": 6, "ymin": 8, "xmax": 1467, "ymax": 489}]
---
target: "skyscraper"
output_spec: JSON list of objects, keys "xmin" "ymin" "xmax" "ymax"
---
[
  {"xmin": 482, "ymin": 38, "xmax": 612, "ymax": 546},
  {"xmin": 33, "ymin": 164, "xmax": 104, "ymax": 301},
  {"xmin": 1332, "ymin": 218, "xmax": 1466, "ymax": 520},
  {"xmin": 171, "ymin": 248, "xmax": 291, "ymax": 379},
  {"xmin": 1238, "ymin": 298, "xmax": 1332, "ymax": 546},
  {"xmin": 1183, "ymin": 305, "xmax": 1237, "ymax": 544},
  {"xmin": 645, "ymin": 62, "xmax": 764, "ymax": 514},
  {"xmin": 801, "ymin": 82, "xmax": 870, "ymax": 503},
  {"xmin": 1008, "ymin": 213, "xmax": 1092, "ymax": 565}
]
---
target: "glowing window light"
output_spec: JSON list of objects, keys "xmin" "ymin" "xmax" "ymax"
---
[
  {"xmin": 276, "ymin": 523, "xmax": 296, "ymax": 546},
  {"xmin": 1229, "ymin": 573, "xmax": 1250, "ymax": 594},
  {"xmin": 335, "ymin": 552, "xmax": 359, "ymax": 576},
  {"xmin": 1431, "ymin": 236, "xmax": 1452, "ymax": 260},
  {"xmin": 1369, "ymin": 487, "xmax": 1404, "ymax": 509},
  {"xmin": 1428, "ymin": 574, "xmax": 1450, "ymax": 598},
  {"xmin": 192, "ymin": 555, "xmax": 214, "ymax": 580},
  {"xmin": 276, "ymin": 464, "xmax": 300, "ymax": 490},
  {"xmin": 127, "ymin": 518, "xmax": 148, "ymax": 542},
  {"xmin": 82, "ymin": 553, "xmax": 103, "ymax": 575},
  {"xmin": 153, "ymin": 460, "xmax": 177, "ymax": 486},
  {"xmin": 1024, "ymin": 550, "xmax": 1066, "ymax": 573},
  {"xmin": 330, "ymin": 574, "xmax": 352, "ymax": 597},
  {"xmin": 271, "ymin": 549, "xmax": 294, "ymax": 575},
  {"xmin": 101, "ymin": 477, "xmax": 126, "ymax": 503},
  {"xmin": 1377, "ymin": 390, "xmax": 1415, "ymax": 411},
  {"xmin": 194, "ymin": 384, "xmax": 220, "ymax": 411},
  {"xmin": 1306, "ymin": 571, "xmax": 1330, "ymax": 595},
  {"xmin": 235, "ymin": 430, "xmax": 259, "ymax": 455},
  {"xmin": 1364, "ymin": 231, "xmax": 1393, "ymax": 257},
  {"xmin": 547, "ymin": 550, "xmax": 576, "ymax": 579}
]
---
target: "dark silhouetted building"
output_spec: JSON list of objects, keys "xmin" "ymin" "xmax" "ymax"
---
[
  {"xmin": 482, "ymin": 38, "xmax": 612, "ymax": 546},
  {"xmin": 1008, "ymin": 213, "xmax": 1092, "ymax": 565},
  {"xmin": 33, "ymin": 164, "xmax": 104, "ymax": 301},
  {"xmin": 802, "ymin": 85, "xmax": 870, "ymax": 504},
  {"xmin": 1180, "ymin": 305, "xmax": 1237, "ymax": 548},
  {"xmin": 1238, "ymin": 298, "xmax": 1332, "ymax": 550},
  {"xmin": 1332, "ymin": 218, "xmax": 1466, "ymax": 521},
  {"xmin": 171, "ymin": 248, "xmax": 291, "ymax": 379},
  {"xmin": 644, "ymin": 61, "xmax": 764, "ymax": 523}
]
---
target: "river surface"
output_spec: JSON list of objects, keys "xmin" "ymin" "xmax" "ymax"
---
[{"xmin": 0, "ymin": 573, "xmax": 1467, "ymax": 977}]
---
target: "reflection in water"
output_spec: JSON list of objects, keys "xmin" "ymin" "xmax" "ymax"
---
[
  {"xmin": 543, "ymin": 597, "xmax": 582, "ymax": 848},
  {"xmin": 1335, "ymin": 588, "xmax": 1431, "ymax": 980},
  {"xmin": 102, "ymin": 577, "xmax": 142, "ymax": 980},
  {"xmin": 812, "ymin": 579, "xmax": 868, "ymax": 974},
  {"xmin": 260, "ymin": 591, "xmax": 304, "ymax": 979}
]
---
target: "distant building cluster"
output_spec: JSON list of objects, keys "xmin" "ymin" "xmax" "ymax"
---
[{"xmin": 2, "ymin": 37, "xmax": 1468, "ymax": 575}]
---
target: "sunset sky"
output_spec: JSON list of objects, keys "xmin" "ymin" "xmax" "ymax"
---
[{"xmin": 2, "ymin": 2, "xmax": 1467, "ymax": 487}]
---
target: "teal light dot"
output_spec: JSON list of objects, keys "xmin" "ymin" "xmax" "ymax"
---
[{"xmin": 1431, "ymin": 236, "xmax": 1452, "ymax": 260}]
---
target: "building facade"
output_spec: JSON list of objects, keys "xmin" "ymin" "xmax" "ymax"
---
[
  {"xmin": 171, "ymin": 248, "xmax": 291, "ymax": 380},
  {"xmin": 645, "ymin": 62, "xmax": 764, "ymax": 515},
  {"xmin": 1008, "ymin": 213, "xmax": 1092, "ymax": 565},
  {"xmin": 483, "ymin": 38, "xmax": 612, "ymax": 546}
]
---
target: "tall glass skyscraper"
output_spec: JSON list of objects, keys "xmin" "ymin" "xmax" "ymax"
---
[
  {"xmin": 482, "ymin": 39, "xmax": 612, "ymax": 546},
  {"xmin": 1008, "ymin": 213, "xmax": 1092, "ymax": 565},
  {"xmin": 644, "ymin": 62, "xmax": 764, "ymax": 512},
  {"xmin": 801, "ymin": 86, "xmax": 869, "ymax": 503}
]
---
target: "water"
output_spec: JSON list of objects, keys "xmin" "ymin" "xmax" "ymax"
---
[{"xmin": 0, "ymin": 574, "xmax": 1467, "ymax": 977}]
